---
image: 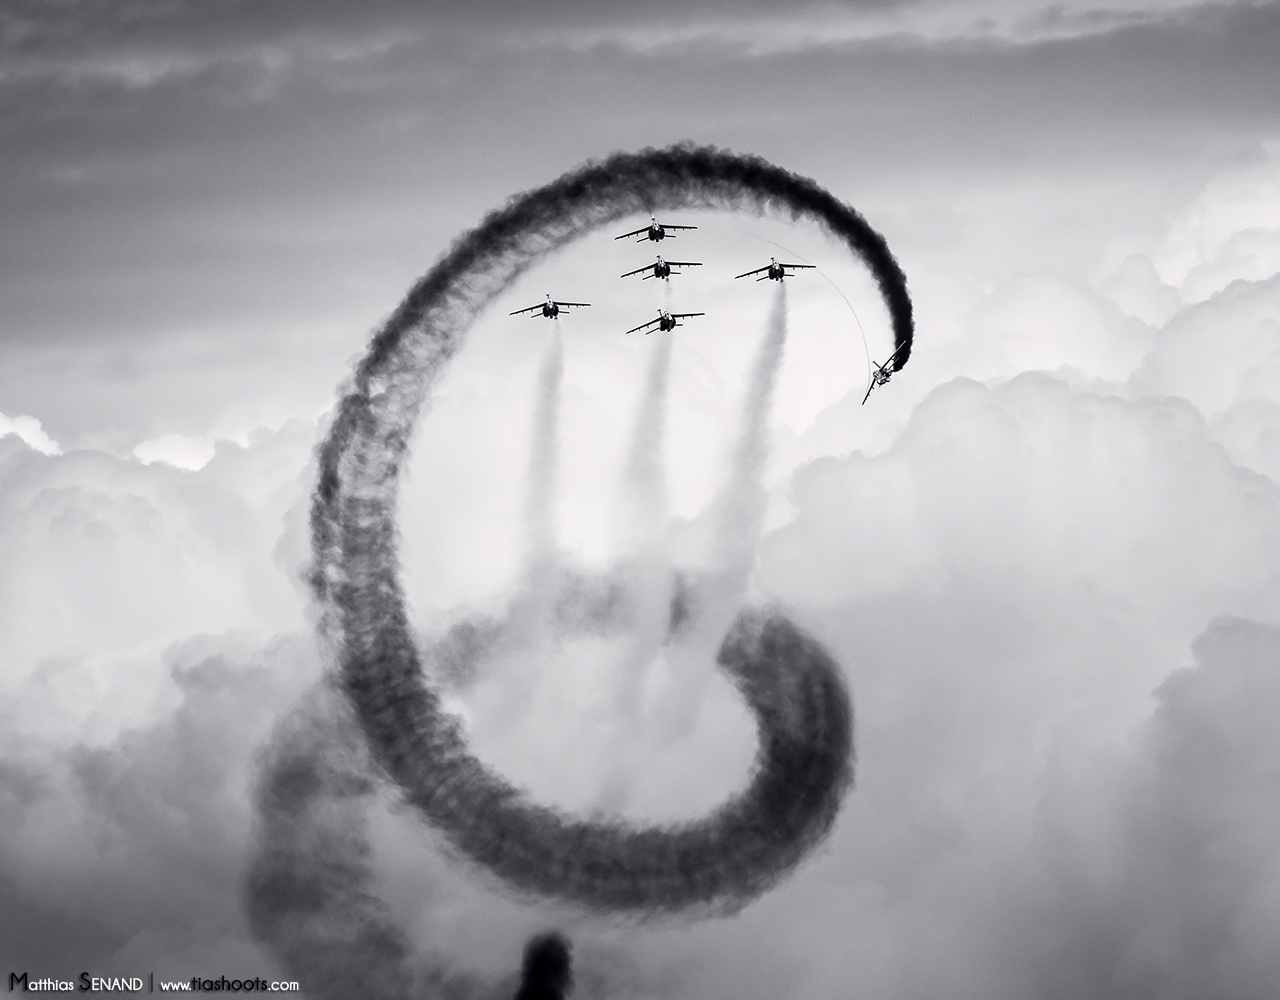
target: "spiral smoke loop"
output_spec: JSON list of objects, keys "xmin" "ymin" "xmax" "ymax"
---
[{"xmin": 304, "ymin": 145, "xmax": 913, "ymax": 915}]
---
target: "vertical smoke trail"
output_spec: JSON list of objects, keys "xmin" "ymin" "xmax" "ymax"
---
[
  {"xmin": 623, "ymin": 326, "xmax": 674, "ymax": 533},
  {"xmin": 496, "ymin": 324, "xmax": 567, "ymax": 719},
  {"xmin": 245, "ymin": 687, "xmax": 461, "ymax": 1000},
  {"xmin": 513, "ymin": 934, "xmax": 574, "ymax": 1000},
  {"xmin": 650, "ymin": 283, "xmax": 790, "ymax": 740},
  {"xmin": 525, "ymin": 324, "xmax": 565, "ymax": 582},
  {"xmin": 245, "ymin": 687, "xmax": 565, "ymax": 1000},
  {"xmin": 714, "ymin": 279, "xmax": 789, "ymax": 589},
  {"xmin": 510, "ymin": 325, "xmax": 565, "ymax": 637},
  {"xmin": 599, "ymin": 325, "xmax": 679, "ymax": 808}
]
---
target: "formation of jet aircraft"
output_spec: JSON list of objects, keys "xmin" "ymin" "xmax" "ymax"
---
[
  {"xmin": 625, "ymin": 308, "xmax": 705, "ymax": 335},
  {"xmin": 614, "ymin": 216, "xmax": 698, "ymax": 243},
  {"xmin": 621, "ymin": 256, "xmax": 702, "ymax": 281},
  {"xmin": 735, "ymin": 257, "xmax": 817, "ymax": 282},
  {"xmin": 509, "ymin": 294, "xmax": 590, "ymax": 320},
  {"xmin": 505, "ymin": 218, "xmax": 900, "ymax": 402}
]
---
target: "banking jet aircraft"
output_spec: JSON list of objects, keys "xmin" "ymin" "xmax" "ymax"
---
[
  {"xmin": 625, "ymin": 308, "xmax": 705, "ymax": 335},
  {"xmin": 614, "ymin": 216, "xmax": 698, "ymax": 242},
  {"xmin": 621, "ymin": 256, "xmax": 703, "ymax": 281},
  {"xmin": 509, "ymin": 294, "xmax": 591, "ymax": 320},
  {"xmin": 862, "ymin": 344, "xmax": 908, "ymax": 404},
  {"xmin": 735, "ymin": 257, "xmax": 817, "ymax": 282}
]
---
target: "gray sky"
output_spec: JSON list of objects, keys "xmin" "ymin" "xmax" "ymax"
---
[
  {"xmin": 2, "ymin": 2, "xmax": 1280, "ymax": 997},
  {"xmin": 2, "ymin": 0, "xmax": 1277, "ymax": 444}
]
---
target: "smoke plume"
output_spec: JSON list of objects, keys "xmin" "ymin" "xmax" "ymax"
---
[
  {"xmin": 248, "ymin": 145, "xmax": 906, "ymax": 989},
  {"xmin": 714, "ymin": 280, "xmax": 789, "ymax": 589},
  {"xmin": 644, "ymin": 281, "xmax": 791, "ymax": 743},
  {"xmin": 244, "ymin": 687, "xmax": 429, "ymax": 1000},
  {"xmin": 624, "ymin": 327, "xmax": 674, "ymax": 536},
  {"xmin": 513, "ymin": 934, "xmax": 573, "ymax": 1000},
  {"xmin": 525, "ymin": 327, "xmax": 565, "ymax": 579}
]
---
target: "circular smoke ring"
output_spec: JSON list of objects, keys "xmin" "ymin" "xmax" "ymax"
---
[{"xmin": 311, "ymin": 144, "xmax": 913, "ymax": 915}]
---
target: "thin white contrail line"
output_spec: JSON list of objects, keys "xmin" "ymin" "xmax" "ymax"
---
[{"xmin": 752, "ymin": 234, "xmax": 874, "ymax": 402}]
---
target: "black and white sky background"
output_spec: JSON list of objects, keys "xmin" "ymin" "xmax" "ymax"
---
[{"xmin": 3, "ymin": 1, "xmax": 1280, "ymax": 996}]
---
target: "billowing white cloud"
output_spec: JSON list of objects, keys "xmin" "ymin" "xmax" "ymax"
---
[
  {"xmin": 0, "ymin": 411, "xmax": 62, "ymax": 456},
  {"xmin": 0, "ymin": 632, "xmax": 317, "ymax": 975},
  {"xmin": 1027, "ymin": 616, "xmax": 1280, "ymax": 1000},
  {"xmin": 0, "ymin": 421, "xmax": 314, "ymax": 750},
  {"xmin": 132, "ymin": 433, "xmax": 218, "ymax": 471},
  {"xmin": 0, "ymin": 420, "xmax": 319, "ymax": 974},
  {"xmin": 1133, "ymin": 275, "xmax": 1280, "ymax": 415},
  {"xmin": 2, "ymin": 73, "xmax": 1280, "ymax": 997},
  {"xmin": 1149, "ymin": 144, "xmax": 1280, "ymax": 303}
]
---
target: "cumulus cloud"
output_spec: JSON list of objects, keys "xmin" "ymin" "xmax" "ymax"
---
[
  {"xmin": 733, "ymin": 374, "xmax": 1280, "ymax": 996},
  {"xmin": 0, "ymin": 631, "xmax": 317, "ymax": 975},
  {"xmin": 1133, "ymin": 273, "xmax": 1280, "ymax": 415},
  {"xmin": 0, "ymin": 411, "xmax": 61, "ymax": 455},
  {"xmin": 0, "ymin": 417, "xmax": 324, "ymax": 977},
  {"xmin": 1149, "ymin": 144, "xmax": 1280, "ymax": 303},
  {"xmin": 132, "ymin": 433, "xmax": 219, "ymax": 471},
  {"xmin": 0, "ymin": 422, "xmax": 313, "ymax": 750},
  {"xmin": 5, "ymin": 132, "xmax": 1280, "ymax": 999},
  {"xmin": 1027, "ymin": 616, "xmax": 1280, "ymax": 1000}
]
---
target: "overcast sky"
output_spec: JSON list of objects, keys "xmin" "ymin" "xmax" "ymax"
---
[{"xmin": 3, "ymin": 1, "xmax": 1280, "ymax": 997}]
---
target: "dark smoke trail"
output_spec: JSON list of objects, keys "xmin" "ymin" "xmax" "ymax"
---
[
  {"xmin": 513, "ymin": 934, "xmax": 573, "ymax": 1000},
  {"xmin": 293, "ymin": 146, "xmax": 894, "ymax": 927},
  {"xmin": 244, "ymin": 687, "xmax": 482, "ymax": 1000},
  {"xmin": 320, "ymin": 606, "xmax": 851, "ymax": 913}
]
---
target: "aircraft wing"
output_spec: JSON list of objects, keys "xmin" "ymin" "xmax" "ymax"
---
[
  {"xmin": 614, "ymin": 227, "xmax": 649, "ymax": 240},
  {"xmin": 552, "ymin": 301, "xmax": 590, "ymax": 308},
  {"xmin": 666, "ymin": 261, "xmax": 702, "ymax": 267},
  {"xmin": 783, "ymin": 263, "xmax": 816, "ymax": 270},
  {"xmin": 509, "ymin": 303, "xmax": 542, "ymax": 316},
  {"xmin": 864, "ymin": 346, "xmax": 907, "ymax": 403},
  {"xmin": 670, "ymin": 312, "xmax": 705, "ymax": 319},
  {"xmin": 863, "ymin": 366, "xmax": 890, "ymax": 404},
  {"xmin": 735, "ymin": 266, "xmax": 769, "ymax": 279},
  {"xmin": 625, "ymin": 318, "xmax": 661, "ymax": 335},
  {"xmin": 620, "ymin": 265, "xmax": 652, "ymax": 278},
  {"xmin": 663, "ymin": 224, "xmax": 697, "ymax": 231}
]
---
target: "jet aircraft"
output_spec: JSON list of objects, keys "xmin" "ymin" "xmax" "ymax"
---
[
  {"xmin": 620, "ymin": 256, "xmax": 702, "ymax": 281},
  {"xmin": 862, "ymin": 344, "xmax": 908, "ymax": 404},
  {"xmin": 614, "ymin": 216, "xmax": 698, "ymax": 242},
  {"xmin": 625, "ymin": 308, "xmax": 705, "ymax": 335},
  {"xmin": 509, "ymin": 294, "xmax": 591, "ymax": 320},
  {"xmin": 735, "ymin": 257, "xmax": 817, "ymax": 282}
]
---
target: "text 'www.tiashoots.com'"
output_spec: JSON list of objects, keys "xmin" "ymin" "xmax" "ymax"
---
[{"xmin": 9, "ymin": 974, "xmax": 301, "ymax": 993}]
